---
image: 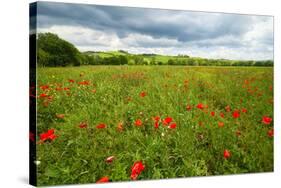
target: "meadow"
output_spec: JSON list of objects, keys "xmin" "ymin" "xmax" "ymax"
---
[{"xmin": 34, "ymin": 66, "xmax": 273, "ymax": 185}]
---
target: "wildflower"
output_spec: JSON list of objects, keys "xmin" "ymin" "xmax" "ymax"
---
[
  {"xmin": 39, "ymin": 93, "xmax": 48, "ymax": 98},
  {"xmin": 139, "ymin": 91, "xmax": 147, "ymax": 97},
  {"xmin": 267, "ymin": 129, "xmax": 274, "ymax": 137},
  {"xmin": 105, "ymin": 156, "xmax": 115, "ymax": 163},
  {"xmin": 154, "ymin": 121, "xmax": 159, "ymax": 129},
  {"xmin": 131, "ymin": 161, "xmax": 145, "ymax": 180},
  {"xmin": 135, "ymin": 119, "xmax": 142, "ymax": 126},
  {"xmin": 223, "ymin": 149, "xmax": 231, "ymax": 159},
  {"xmin": 225, "ymin": 105, "xmax": 231, "ymax": 112},
  {"xmin": 232, "ymin": 110, "xmax": 240, "ymax": 118},
  {"xmin": 262, "ymin": 116, "xmax": 272, "ymax": 125},
  {"xmin": 168, "ymin": 122, "xmax": 177, "ymax": 129},
  {"xmin": 40, "ymin": 85, "xmax": 49, "ymax": 91},
  {"xmin": 96, "ymin": 123, "xmax": 106, "ymax": 129},
  {"xmin": 218, "ymin": 122, "xmax": 224, "ymax": 127},
  {"xmin": 210, "ymin": 111, "xmax": 215, "ymax": 116},
  {"xmin": 241, "ymin": 108, "xmax": 247, "ymax": 113},
  {"xmin": 79, "ymin": 122, "xmax": 87, "ymax": 128},
  {"xmin": 78, "ymin": 80, "xmax": 90, "ymax": 85},
  {"xmin": 34, "ymin": 160, "xmax": 41, "ymax": 165},
  {"xmin": 186, "ymin": 105, "xmax": 192, "ymax": 111},
  {"xmin": 29, "ymin": 132, "xmax": 35, "ymax": 142},
  {"xmin": 117, "ymin": 122, "xmax": 123, "ymax": 131},
  {"xmin": 39, "ymin": 129, "xmax": 57, "ymax": 142},
  {"xmin": 162, "ymin": 117, "xmax": 173, "ymax": 126},
  {"xmin": 196, "ymin": 103, "xmax": 204, "ymax": 110},
  {"xmin": 96, "ymin": 176, "xmax": 109, "ymax": 183},
  {"xmin": 153, "ymin": 116, "xmax": 160, "ymax": 122}
]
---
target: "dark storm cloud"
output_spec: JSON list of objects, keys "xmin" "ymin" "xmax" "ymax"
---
[
  {"xmin": 36, "ymin": 1, "xmax": 273, "ymax": 60},
  {"xmin": 37, "ymin": 2, "xmax": 254, "ymax": 43}
]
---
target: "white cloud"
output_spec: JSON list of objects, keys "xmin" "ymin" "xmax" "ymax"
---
[{"xmin": 37, "ymin": 21, "xmax": 273, "ymax": 60}]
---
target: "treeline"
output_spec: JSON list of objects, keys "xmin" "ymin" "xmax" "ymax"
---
[
  {"xmin": 37, "ymin": 33, "xmax": 82, "ymax": 67},
  {"xmin": 36, "ymin": 33, "xmax": 273, "ymax": 67},
  {"xmin": 166, "ymin": 58, "xmax": 273, "ymax": 67},
  {"xmin": 82, "ymin": 55, "xmax": 128, "ymax": 65}
]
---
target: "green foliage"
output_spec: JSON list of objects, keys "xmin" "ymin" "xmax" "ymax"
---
[
  {"xmin": 37, "ymin": 32, "xmax": 273, "ymax": 67},
  {"xmin": 37, "ymin": 33, "xmax": 81, "ymax": 67},
  {"xmin": 36, "ymin": 66, "xmax": 273, "ymax": 185}
]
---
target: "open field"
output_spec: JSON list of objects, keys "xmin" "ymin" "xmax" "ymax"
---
[{"xmin": 35, "ymin": 66, "xmax": 273, "ymax": 185}]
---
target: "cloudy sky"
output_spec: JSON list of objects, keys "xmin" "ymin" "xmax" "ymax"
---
[{"xmin": 34, "ymin": 2, "xmax": 273, "ymax": 60}]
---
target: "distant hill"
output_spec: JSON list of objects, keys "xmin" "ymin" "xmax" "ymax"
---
[
  {"xmin": 36, "ymin": 32, "xmax": 273, "ymax": 67},
  {"xmin": 82, "ymin": 50, "xmax": 273, "ymax": 66}
]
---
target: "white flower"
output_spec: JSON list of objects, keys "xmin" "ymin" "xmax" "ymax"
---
[{"xmin": 34, "ymin": 160, "xmax": 41, "ymax": 165}]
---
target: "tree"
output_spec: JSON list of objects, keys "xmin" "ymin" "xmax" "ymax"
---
[{"xmin": 37, "ymin": 33, "xmax": 81, "ymax": 67}]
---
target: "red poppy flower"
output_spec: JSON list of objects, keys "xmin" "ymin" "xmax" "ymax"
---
[
  {"xmin": 262, "ymin": 116, "xmax": 272, "ymax": 125},
  {"xmin": 186, "ymin": 105, "xmax": 192, "ymax": 111},
  {"xmin": 105, "ymin": 156, "xmax": 115, "ymax": 163},
  {"xmin": 68, "ymin": 79, "xmax": 75, "ymax": 83},
  {"xmin": 96, "ymin": 123, "xmax": 106, "ymax": 129},
  {"xmin": 139, "ymin": 91, "xmax": 147, "ymax": 97},
  {"xmin": 63, "ymin": 87, "xmax": 70, "ymax": 91},
  {"xmin": 91, "ymin": 89, "xmax": 96, "ymax": 93},
  {"xmin": 135, "ymin": 119, "xmax": 142, "ymax": 126},
  {"xmin": 168, "ymin": 122, "xmax": 177, "ymax": 129},
  {"xmin": 153, "ymin": 116, "xmax": 160, "ymax": 122},
  {"xmin": 117, "ymin": 122, "xmax": 123, "ymax": 131},
  {"xmin": 218, "ymin": 122, "xmax": 224, "ymax": 127},
  {"xmin": 162, "ymin": 117, "xmax": 173, "ymax": 126},
  {"xmin": 210, "ymin": 111, "xmax": 215, "ymax": 116},
  {"xmin": 225, "ymin": 105, "xmax": 231, "ymax": 112},
  {"xmin": 39, "ymin": 93, "xmax": 48, "ymax": 98},
  {"xmin": 96, "ymin": 176, "xmax": 109, "ymax": 183},
  {"xmin": 232, "ymin": 110, "xmax": 240, "ymax": 118},
  {"xmin": 78, "ymin": 80, "xmax": 90, "ymax": 85},
  {"xmin": 154, "ymin": 121, "xmax": 159, "ymax": 129},
  {"xmin": 196, "ymin": 103, "xmax": 204, "ymax": 110},
  {"xmin": 56, "ymin": 114, "xmax": 65, "ymax": 119},
  {"xmin": 55, "ymin": 87, "xmax": 63, "ymax": 91},
  {"xmin": 40, "ymin": 129, "xmax": 57, "ymax": 142},
  {"xmin": 79, "ymin": 122, "xmax": 87, "ymax": 128},
  {"xmin": 29, "ymin": 132, "xmax": 35, "ymax": 142},
  {"xmin": 220, "ymin": 112, "xmax": 225, "ymax": 118},
  {"xmin": 267, "ymin": 129, "xmax": 274, "ymax": 137},
  {"xmin": 131, "ymin": 161, "xmax": 145, "ymax": 180},
  {"xmin": 223, "ymin": 149, "xmax": 231, "ymax": 159},
  {"xmin": 40, "ymin": 85, "xmax": 49, "ymax": 91},
  {"xmin": 241, "ymin": 108, "xmax": 247, "ymax": 113}
]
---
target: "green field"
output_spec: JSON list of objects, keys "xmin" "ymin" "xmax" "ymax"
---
[{"xmin": 35, "ymin": 66, "xmax": 273, "ymax": 185}]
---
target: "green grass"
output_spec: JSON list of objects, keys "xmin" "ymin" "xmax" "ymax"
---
[
  {"xmin": 84, "ymin": 50, "xmax": 186, "ymax": 63},
  {"xmin": 35, "ymin": 65, "xmax": 273, "ymax": 186}
]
